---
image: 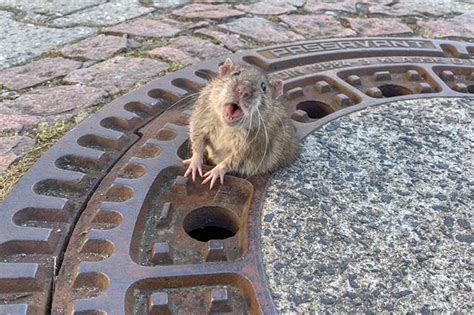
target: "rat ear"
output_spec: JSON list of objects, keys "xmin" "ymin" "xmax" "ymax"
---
[
  {"xmin": 271, "ymin": 79, "xmax": 284, "ymax": 98},
  {"xmin": 219, "ymin": 58, "xmax": 236, "ymax": 76}
]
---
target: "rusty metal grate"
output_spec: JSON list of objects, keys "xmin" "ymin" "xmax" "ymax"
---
[{"xmin": 0, "ymin": 38, "xmax": 473, "ymax": 314}]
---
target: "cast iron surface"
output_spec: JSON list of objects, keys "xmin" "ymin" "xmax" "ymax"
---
[{"xmin": 0, "ymin": 38, "xmax": 472, "ymax": 314}]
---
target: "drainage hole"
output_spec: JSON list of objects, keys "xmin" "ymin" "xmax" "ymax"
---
[
  {"xmin": 378, "ymin": 84, "xmax": 412, "ymax": 97},
  {"xmin": 188, "ymin": 226, "xmax": 235, "ymax": 242},
  {"xmin": 296, "ymin": 100, "xmax": 334, "ymax": 119},
  {"xmin": 183, "ymin": 206, "xmax": 239, "ymax": 242}
]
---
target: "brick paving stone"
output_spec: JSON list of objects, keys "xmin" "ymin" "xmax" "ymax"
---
[
  {"xmin": 195, "ymin": 29, "xmax": 247, "ymax": 51},
  {"xmin": 0, "ymin": 136, "xmax": 34, "ymax": 173},
  {"xmin": 51, "ymin": 0, "xmax": 153, "ymax": 27},
  {"xmin": 305, "ymin": 0, "xmax": 357, "ymax": 13},
  {"xmin": 0, "ymin": 0, "xmax": 106, "ymax": 20},
  {"xmin": 219, "ymin": 17, "xmax": 305, "ymax": 44},
  {"xmin": 417, "ymin": 13, "xmax": 474, "ymax": 40},
  {"xmin": 273, "ymin": 0, "xmax": 306, "ymax": 6},
  {"xmin": 0, "ymin": 57, "xmax": 81, "ymax": 90},
  {"xmin": 172, "ymin": 3, "xmax": 245, "ymax": 20},
  {"xmin": 64, "ymin": 57, "xmax": 169, "ymax": 94},
  {"xmin": 0, "ymin": 86, "xmax": 107, "ymax": 117},
  {"xmin": 280, "ymin": 14, "xmax": 356, "ymax": 38},
  {"xmin": 0, "ymin": 11, "xmax": 95, "ymax": 70},
  {"xmin": 368, "ymin": 3, "xmax": 453, "ymax": 17},
  {"xmin": 61, "ymin": 35, "xmax": 128, "ymax": 61},
  {"xmin": 305, "ymin": 0, "xmax": 394, "ymax": 14},
  {"xmin": 103, "ymin": 18, "xmax": 184, "ymax": 38},
  {"xmin": 168, "ymin": 36, "xmax": 230, "ymax": 60},
  {"xmin": 0, "ymin": 114, "xmax": 40, "ymax": 133},
  {"xmin": 342, "ymin": 17, "xmax": 413, "ymax": 36},
  {"xmin": 235, "ymin": 1, "xmax": 296, "ymax": 15},
  {"xmin": 148, "ymin": 47, "xmax": 198, "ymax": 65}
]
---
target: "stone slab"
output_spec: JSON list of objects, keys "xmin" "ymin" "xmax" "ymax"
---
[
  {"xmin": 0, "ymin": 12, "xmax": 95, "ymax": 70},
  {"xmin": 342, "ymin": 17, "xmax": 413, "ymax": 36},
  {"xmin": 219, "ymin": 17, "xmax": 305, "ymax": 44},
  {"xmin": 148, "ymin": 0, "xmax": 191, "ymax": 8},
  {"xmin": 51, "ymin": 0, "xmax": 153, "ymax": 27},
  {"xmin": 0, "ymin": 57, "xmax": 82, "ymax": 90},
  {"xmin": 103, "ymin": 18, "xmax": 184, "ymax": 38},
  {"xmin": 148, "ymin": 47, "xmax": 197, "ymax": 65},
  {"xmin": 0, "ymin": 136, "xmax": 34, "ymax": 173},
  {"xmin": 64, "ymin": 56, "xmax": 169, "ymax": 94},
  {"xmin": 417, "ymin": 12, "xmax": 474, "ymax": 40},
  {"xmin": 172, "ymin": 3, "xmax": 245, "ymax": 20},
  {"xmin": 61, "ymin": 35, "xmax": 128, "ymax": 61},
  {"xmin": 0, "ymin": 0, "xmax": 106, "ymax": 20},
  {"xmin": 0, "ymin": 113, "xmax": 40, "ymax": 133},
  {"xmin": 195, "ymin": 29, "xmax": 247, "ymax": 51},
  {"xmin": 168, "ymin": 36, "xmax": 230, "ymax": 60},
  {"xmin": 280, "ymin": 14, "xmax": 356, "ymax": 38},
  {"xmin": 262, "ymin": 98, "xmax": 473, "ymax": 313},
  {"xmin": 0, "ymin": 85, "xmax": 107, "ymax": 117},
  {"xmin": 235, "ymin": 1, "xmax": 296, "ymax": 15}
]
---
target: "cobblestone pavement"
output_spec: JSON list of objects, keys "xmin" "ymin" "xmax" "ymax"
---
[{"xmin": 1, "ymin": 0, "xmax": 473, "ymax": 177}]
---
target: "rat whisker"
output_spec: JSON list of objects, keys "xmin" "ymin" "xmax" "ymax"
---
[
  {"xmin": 254, "ymin": 108, "xmax": 269, "ymax": 174},
  {"xmin": 244, "ymin": 110, "xmax": 254, "ymax": 141},
  {"xmin": 248, "ymin": 109, "xmax": 261, "ymax": 145},
  {"xmin": 161, "ymin": 92, "xmax": 201, "ymax": 116}
]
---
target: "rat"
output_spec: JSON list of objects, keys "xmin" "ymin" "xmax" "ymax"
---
[{"xmin": 183, "ymin": 57, "xmax": 299, "ymax": 189}]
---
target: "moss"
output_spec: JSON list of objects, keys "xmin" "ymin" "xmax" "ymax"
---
[
  {"xmin": 296, "ymin": 7, "xmax": 310, "ymax": 15},
  {"xmin": 164, "ymin": 63, "xmax": 186, "ymax": 75},
  {"xmin": 124, "ymin": 50, "xmax": 152, "ymax": 58},
  {"xmin": 195, "ymin": 33, "xmax": 221, "ymax": 45},
  {"xmin": 267, "ymin": 16, "xmax": 282, "ymax": 24}
]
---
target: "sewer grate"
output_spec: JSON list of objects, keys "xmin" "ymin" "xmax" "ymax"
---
[{"xmin": 0, "ymin": 38, "xmax": 472, "ymax": 314}]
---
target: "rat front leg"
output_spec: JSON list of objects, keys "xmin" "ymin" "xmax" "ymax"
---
[
  {"xmin": 202, "ymin": 155, "xmax": 236, "ymax": 189},
  {"xmin": 183, "ymin": 138, "xmax": 205, "ymax": 182}
]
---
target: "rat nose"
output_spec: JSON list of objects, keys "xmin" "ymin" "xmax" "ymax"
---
[{"xmin": 236, "ymin": 81, "xmax": 251, "ymax": 99}]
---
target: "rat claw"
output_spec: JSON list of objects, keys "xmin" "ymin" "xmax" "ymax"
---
[
  {"xmin": 210, "ymin": 176, "xmax": 217, "ymax": 189},
  {"xmin": 198, "ymin": 166, "xmax": 203, "ymax": 177}
]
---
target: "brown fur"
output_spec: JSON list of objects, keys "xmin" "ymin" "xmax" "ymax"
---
[{"xmin": 185, "ymin": 58, "xmax": 298, "ymax": 185}]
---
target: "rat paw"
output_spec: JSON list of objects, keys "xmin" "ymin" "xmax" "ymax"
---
[
  {"xmin": 202, "ymin": 165, "xmax": 226, "ymax": 189},
  {"xmin": 183, "ymin": 157, "xmax": 203, "ymax": 182}
]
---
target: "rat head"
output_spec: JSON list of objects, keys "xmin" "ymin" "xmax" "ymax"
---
[{"xmin": 214, "ymin": 58, "xmax": 283, "ymax": 127}]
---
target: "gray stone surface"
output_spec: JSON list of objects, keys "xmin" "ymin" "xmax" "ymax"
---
[
  {"xmin": 0, "ymin": 11, "xmax": 95, "ymax": 70},
  {"xmin": 262, "ymin": 98, "xmax": 473, "ymax": 313},
  {"xmin": 0, "ymin": 0, "xmax": 106, "ymax": 20},
  {"xmin": 147, "ymin": 0, "xmax": 191, "ymax": 8},
  {"xmin": 51, "ymin": 0, "xmax": 153, "ymax": 27}
]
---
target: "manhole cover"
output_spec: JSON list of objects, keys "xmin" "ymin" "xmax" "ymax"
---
[{"xmin": 0, "ymin": 38, "xmax": 472, "ymax": 314}]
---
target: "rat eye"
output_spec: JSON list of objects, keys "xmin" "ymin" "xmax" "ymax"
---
[
  {"xmin": 260, "ymin": 82, "xmax": 266, "ymax": 92},
  {"xmin": 232, "ymin": 71, "xmax": 241, "ymax": 76}
]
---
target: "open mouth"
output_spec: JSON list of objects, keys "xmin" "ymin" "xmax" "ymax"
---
[{"xmin": 224, "ymin": 103, "xmax": 244, "ymax": 124}]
